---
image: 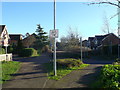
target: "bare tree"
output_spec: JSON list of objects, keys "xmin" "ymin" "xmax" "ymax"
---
[
  {"xmin": 60, "ymin": 27, "xmax": 80, "ymax": 51},
  {"xmin": 101, "ymin": 13, "xmax": 111, "ymax": 34},
  {"xmin": 88, "ymin": 0, "xmax": 120, "ymax": 8}
]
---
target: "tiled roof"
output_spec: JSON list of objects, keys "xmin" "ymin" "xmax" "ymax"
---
[{"xmin": 0, "ymin": 25, "xmax": 6, "ymax": 35}]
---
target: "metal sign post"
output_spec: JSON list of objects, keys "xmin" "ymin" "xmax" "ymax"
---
[
  {"xmin": 53, "ymin": 0, "xmax": 57, "ymax": 76},
  {"xmin": 49, "ymin": 29, "xmax": 58, "ymax": 76}
]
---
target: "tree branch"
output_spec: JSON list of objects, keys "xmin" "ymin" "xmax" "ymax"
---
[{"xmin": 88, "ymin": 2, "xmax": 120, "ymax": 8}]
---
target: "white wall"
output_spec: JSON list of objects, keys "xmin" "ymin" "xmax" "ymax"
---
[{"xmin": 0, "ymin": 54, "xmax": 12, "ymax": 61}]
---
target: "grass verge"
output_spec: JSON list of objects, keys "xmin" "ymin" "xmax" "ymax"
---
[
  {"xmin": 44, "ymin": 62, "xmax": 89, "ymax": 80},
  {"xmin": 0, "ymin": 61, "xmax": 21, "ymax": 84}
]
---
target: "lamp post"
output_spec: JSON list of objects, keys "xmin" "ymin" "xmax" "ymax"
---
[{"xmin": 80, "ymin": 37, "xmax": 82, "ymax": 61}]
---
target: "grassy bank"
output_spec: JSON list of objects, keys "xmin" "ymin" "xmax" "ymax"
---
[
  {"xmin": 0, "ymin": 61, "xmax": 21, "ymax": 84},
  {"xmin": 45, "ymin": 58, "xmax": 89, "ymax": 80}
]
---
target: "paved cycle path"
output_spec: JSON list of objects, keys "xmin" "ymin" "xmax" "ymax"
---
[
  {"xmin": 2, "ymin": 53, "xmax": 52, "ymax": 88},
  {"xmin": 46, "ymin": 57, "xmax": 114, "ymax": 88},
  {"xmin": 2, "ymin": 54, "xmax": 114, "ymax": 88}
]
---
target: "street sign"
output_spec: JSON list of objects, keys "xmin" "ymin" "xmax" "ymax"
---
[{"xmin": 50, "ymin": 29, "xmax": 58, "ymax": 38}]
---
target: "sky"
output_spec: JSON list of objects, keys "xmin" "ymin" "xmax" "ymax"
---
[{"xmin": 1, "ymin": 1, "xmax": 118, "ymax": 41}]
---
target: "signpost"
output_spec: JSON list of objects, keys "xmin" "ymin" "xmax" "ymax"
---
[
  {"xmin": 50, "ymin": 29, "xmax": 58, "ymax": 76},
  {"xmin": 49, "ymin": 0, "xmax": 58, "ymax": 76}
]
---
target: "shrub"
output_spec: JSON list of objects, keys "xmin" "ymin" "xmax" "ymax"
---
[
  {"xmin": 100, "ymin": 64, "xmax": 120, "ymax": 89},
  {"xmin": 18, "ymin": 48, "xmax": 38, "ymax": 57},
  {"xmin": 41, "ymin": 45, "xmax": 49, "ymax": 53},
  {"xmin": 7, "ymin": 46, "xmax": 13, "ymax": 53},
  {"xmin": 0, "ymin": 48, "xmax": 5, "ymax": 54},
  {"xmin": 57, "ymin": 58, "xmax": 83, "ymax": 68}
]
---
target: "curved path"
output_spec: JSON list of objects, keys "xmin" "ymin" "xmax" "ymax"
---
[{"xmin": 2, "ymin": 54, "xmax": 114, "ymax": 88}]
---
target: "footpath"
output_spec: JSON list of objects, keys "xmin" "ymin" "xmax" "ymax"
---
[{"xmin": 2, "ymin": 54, "xmax": 114, "ymax": 88}]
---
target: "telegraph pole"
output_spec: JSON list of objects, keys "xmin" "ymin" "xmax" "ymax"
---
[{"xmin": 53, "ymin": 0, "xmax": 57, "ymax": 76}]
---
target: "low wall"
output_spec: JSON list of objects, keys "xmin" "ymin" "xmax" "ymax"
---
[{"xmin": 0, "ymin": 53, "xmax": 12, "ymax": 61}]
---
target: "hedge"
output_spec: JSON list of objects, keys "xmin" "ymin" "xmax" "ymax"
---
[
  {"xmin": 0, "ymin": 48, "xmax": 5, "ymax": 54},
  {"xmin": 18, "ymin": 48, "xmax": 38, "ymax": 57},
  {"xmin": 100, "ymin": 64, "xmax": 120, "ymax": 89},
  {"xmin": 57, "ymin": 58, "xmax": 83, "ymax": 68}
]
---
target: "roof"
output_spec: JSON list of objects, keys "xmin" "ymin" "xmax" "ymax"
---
[
  {"xmin": 88, "ymin": 37, "xmax": 94, "ymax": 41},
  {"xmin": 95, "ymin": 35, "xmax": 105, "ymax": 41},
  {"xmin": 9, "ymin": 34, "xmax": 22, "ymax": 40},
  {"xmin": 0, "ymin": 25, "xmax": 6, "ymax": 35},
  {"xmin": 102, "ymin": 33, "xmax": 119, "ymax": 41}
]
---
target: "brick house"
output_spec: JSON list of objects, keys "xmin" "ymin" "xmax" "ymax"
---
[
  {"xmin": 102, "ymin": 33, "xmax": 119, "ymax": 46},
  {"xmin": 92, "ymin": 35, "xmax": 107, "ymax": 49},
  {"xmin": 22, "ymin": 33, "xmax": 37, "ymax": 48},
  {"xmin": 87, "ymin": 37, "xmax": 94, "ymax": 49},
  {"xmin": 9, "ymin": 34, "xmax": 22, "ymax": 46},
  {"xmin": 82, "ymin": 40, "xmax": 88, "ymax": 47}
]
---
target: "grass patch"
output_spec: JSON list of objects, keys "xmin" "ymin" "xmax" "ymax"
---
[
  {"xmin": 0, "ymin": 61, "xmax": 21, "ymax": 84},
  {"xmin": 44, "ymin": 58, "xmax": 89, "ymax": 80}
]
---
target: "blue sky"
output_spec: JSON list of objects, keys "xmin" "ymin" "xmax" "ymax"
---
[{"xmin": 1, "ymin": 2, "xmax": 118, "ymax": 40}]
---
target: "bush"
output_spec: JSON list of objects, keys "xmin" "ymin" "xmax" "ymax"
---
[
  {"xmin": 57, "ymin": 58, "xmax": 83, "ymax": 68},
  {"xmin": 100, "ymin": 64, "xmax": 120, "ymax": 89},
  {"xmin": 0, "ymin": 48, "xmax": 5, "ymax": 54},
  {"xmin": 18, "ymin": 48, "xmax": 38, "ymax": 57},
  {"xmin": 7, "ymin": 46, "xmax": 13, "ymax": 53},
  {"xmin": 41, "ymin": 45, "xmax": 49, "ymax": 53}
]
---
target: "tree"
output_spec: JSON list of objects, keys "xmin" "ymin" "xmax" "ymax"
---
[
  {"xmin": 101, "ymin": 13, "xmax": 111, "ymax": 34},
  {"xmin": 60, "ymin": 27, "xmax": 80, "ymax": 51},
  {"xmin": 33, "ymin": 24, "xmax": 48, "ymax": 52},
  {"xmin": 88, "ymin": 0, "xmax": 120, "ymax": 8}
]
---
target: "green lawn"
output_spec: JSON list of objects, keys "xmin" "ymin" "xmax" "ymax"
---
[
  {"xmin": 0, "ymin": 61, "xmax": 21, "ymax": 84},
  {"xmin": 45, "ymin": 61, "xmax": 89, "ymax": 80}
]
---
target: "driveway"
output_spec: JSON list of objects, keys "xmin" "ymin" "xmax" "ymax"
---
[{"xmin": 2, "ymin": 54, "xmax": 114, "ymax": 88}]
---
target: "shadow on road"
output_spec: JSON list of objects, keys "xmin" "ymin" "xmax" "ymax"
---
[{"xmin": 76, "ymin": 66, "xmax": 102, "ymax": 87}]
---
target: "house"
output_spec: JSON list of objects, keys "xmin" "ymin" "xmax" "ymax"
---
[
  {"xmin": 82, "ymin": 40, "xmax": 88, "ymax": 47},
  {"xmin": 92, "ymin": 35, "xmax": 107, "ymax": 49},
  {"xmin": 102, "ymin": 33, "xmax": 119, "ymax": 46},
  {"xmin": 87, "ymin": 37, "xmax": 94, "ymax": 49},
  {"xmin": 22, "ymin": 33, "xmax": 37, "ymax": 48},
  {"xmin": 9, "ymin": 34, "xmax": 23, "ymax": 46},
  {"xmin": 0, "ymin": 25, "xmax": 10, "ymax": 46}
]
